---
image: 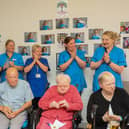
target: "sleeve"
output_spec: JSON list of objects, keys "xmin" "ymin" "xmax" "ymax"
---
[
  {"xmin": 58, "ymin": 52, "xmax": 65, "ymax": 66},
  {"xmin": 87, "ymin": 93, "xmax": 107, "ymax": 125},
  {"xmin": 25, "ymin": 58, "xmax": 31, "ymax": 67},
  {"xmin": 91, "ymin": 47, "xmax": 103, "ymax": 62},
  {"xmin": 78, "ymin": 50, "xmax": 86, "ymax": 62},
  {"xmin": 117, "ymin": 49, "xmax": 127, "ymax": 67},
  {"xmin": 16, "ymin": 54, "xmax": 24, "ymax": 66},
  {"xmin": 41, "ymin": 58, "xmax": 50, "ymax": 71},
  {"xmin": 38, "ymin": 87, "xmax": 55, "ymax": 110},
  {"xmin": 67, "ymin": 87, "xmax": 83, "ymax": 111},
  {"xmin": 24, "ymin": 81, "xmax": 34, "ymax": 102},
  {"xmin": 119, "ymin": 89, "xmax": 129, "ymax": 119}
]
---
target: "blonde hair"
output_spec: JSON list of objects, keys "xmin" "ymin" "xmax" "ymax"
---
[
  {"xmin": 32, "ymin": 44, "xmax": 41, "ymax": 53},
  {"xmin": 103, "ymin": 31, "xmax": 120, "ymax": 44},
  {"xmin": 56, "ymin": 73, "xmax": 71, "ymax": 84},
  {"xmin": 98, "ymin": 71, "xmax": 115, "ymax": 84}
]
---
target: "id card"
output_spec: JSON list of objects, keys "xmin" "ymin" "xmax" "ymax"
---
[{"xmin": 35, "ymin": 73, "xmax": 41, "ymax": 78}]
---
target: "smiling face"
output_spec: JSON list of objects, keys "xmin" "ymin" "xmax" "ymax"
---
[
  {"xmin": 102, "ymin": 34, "xmax": 114, "ymax": 49},
  {"xmin": 65, "ymin": 39, "xmax": 76, "ymax": 52},
  {"xmin": 6, "ymin": 41, "xmax": 15, "ymax": 53},
  {"xmin": 6, "ymin": 67, "xmax": 18, "ymax": 87},
  {"xmin": 99, "ymin": 72, "xmax": 115, "ymax": 95},
  {"xmin": 56, "ymin": 74, "xmax": 71, "ymax": 95},
  {"xmin": 33, "ymin": 47, "xmax": 42, "ymax": 58}
]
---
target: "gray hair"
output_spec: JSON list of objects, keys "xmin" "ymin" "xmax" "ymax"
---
[
  {"xmin": 98, "ymin": 71, "xmax": 115, "ymax": 84},
  {"xmin": 56, "ymin": 73, "xmax": 71, "ymax": 84}
]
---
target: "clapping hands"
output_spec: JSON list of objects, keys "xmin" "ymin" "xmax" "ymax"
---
[{"xmin": 49, "ymin": 100, "xmax": 69, "ymax": 109}]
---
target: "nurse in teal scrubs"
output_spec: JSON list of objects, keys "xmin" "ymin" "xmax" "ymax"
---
[
  {"xmin": 58, "ymin": 36, "xmax": 87, "ymax": 94},
  {"xmin": 90, "ymin": 31, "xmax": 127, "ymax": 92},
  {"xmin": 26, "ymin": 32, "xmax": 36, "ymax": 42}
]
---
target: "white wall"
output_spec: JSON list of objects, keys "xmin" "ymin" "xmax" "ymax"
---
[{"xmin": 0, "ymin": 0, "xmax": 129, "ymax": 123}]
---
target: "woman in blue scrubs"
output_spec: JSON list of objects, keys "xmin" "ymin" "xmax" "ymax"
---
[
  {"xmin": 24, "ymin": 44, "xmax": 50, "ymax": 107},
  {"xmin": 90, "ymin": 31, "xmax": 127, "ymax": 92},
  {"xmin": 58, "ymin": 36, "xmax": 87, "ymax": 94},
  {"xmin": 0, "ymin": 39, "xmax": 24, "ymax": 82}
]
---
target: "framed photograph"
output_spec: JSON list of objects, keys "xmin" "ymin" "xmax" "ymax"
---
[
  {"xmin": 56, "ymin": 53, "xmax": 60, "ymax": 70},
  {"xmin": 89, "ymin": 29, "xmax": 103, "ymax": 40},
  {"xmin": 56, "ymin": 18, "xmax": 69, "ymax": 29},
  {"xmin": 41, "ymin": 46, "xmax": 51, "ymax": 56},
  {"xmin": 71, "ymin": 32, "xmax": 85, "ymax": 43},
  {"xmin": 73, "ymin": 17, "xmax": 87, "ymax": 28},
  {"xmin": 85, "ymin": 56, "xmax": 91, "ymax": 67},
  {"xmin": 40, "ymin": 20, "xmax": 53, "ymax": 30},
  {"xmin": 24, "ymin": 32, "xmax": 37, "ymax": 42},
  {"xmin": 76, "ymin": 44, "xmax": 88, "ymax": 55},
  {"xmin": 57, "ymin": 33, "xmax": 68, "ymax": 47},
  {"xmin": 120, "ymin": 22, "xmax": 129, "ymax": 34},
  {"xmin": 18, "ymin": 46, "xmax": 30, "ymax": 56},
  {"xmin": 123, "ymin": 37, "xmax": 129, "ymax": 48},
  {"xmin": 41, "ymin": 34, "xmax": 55, "ymax": 44}
]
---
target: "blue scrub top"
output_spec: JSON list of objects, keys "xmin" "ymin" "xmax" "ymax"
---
[
  {"xmin": 75, "ymin": 39, "xmax": 83, "ymax": 43},
  {"xmin": 26, "ymin": 39, "xmax": 35, "ymax": 42},
  {"xmin": 91, "ymin": 46, "xmax": 127, "ymax": 92},
  {"xmin": 91, "ymin": 35, "xmax": 101, "ymax": 40},
  {"xmin": 45, "ymin": 40, "xmax": 52, "ymax": 44},
  {"xmin": 75, "ymin": 23, "xmax": 85, "ymax": 28},
  {"xmin": 0, "ymin": 52, "xmax": 24, "ymax": 82},
  {"xmin": 58, "ymin": 49, "xmax": 87, "ymax": 92},
  {"xmin": 25, "ymin": 57, "xmax": 50, "ymax": 97},
  {"xmin": 42, "ymin": 25, "xmax": 50, "ymax": 30},
  {"xmin": 59, "ymin": 24, "xmax": 67, "ymax": 28}
]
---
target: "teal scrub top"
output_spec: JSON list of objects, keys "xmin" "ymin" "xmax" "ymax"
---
[
  {"xmin": 91, "ymin": 46, "xmax": 127, "ymax": 92},
  {"xmin": 58, "ymin": 49, "xmax": 87, "ymax": 92}
]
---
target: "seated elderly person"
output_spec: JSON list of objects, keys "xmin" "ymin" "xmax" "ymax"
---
[
  {"xmin": 87, "ymin": 71, "xmax": 129, "ymax": 129},
  {"xmin": 0, "ymin": 67, "xmax": 33, "ymax": 129},
  {"xmin": 36, "ymin": 74, "xmax": 83, "ymax": 129}
]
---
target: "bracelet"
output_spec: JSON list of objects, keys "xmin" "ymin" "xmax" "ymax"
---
[{"xmin": 107, "ymin": 60, "xmax": 111, "ymax": 65}]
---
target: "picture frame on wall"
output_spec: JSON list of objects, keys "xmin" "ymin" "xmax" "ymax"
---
[
  {"xmin": 76, "ymin": 44, "xmax": 88, "ymax": 56},
  {"xmin": 40, "ymin": 20, "xmax": 53, "ymax": 30},
  {"xmin": 57, "ymin": 33, "xmax": 68, "ymax": 47},
  {"xmin": 120, "ymin": 22, "xmax": 129, "ymax": 34},
  {"xmin": 89, "ymin": 29, "xmax": 103, "ymax": 40},
  {"xmin": 73, "ymin": 17, "xmax": 87, "ymax": 28},
  {"xmin": 18, "ymin": 46, "xmax": 30, "ymax": 56},
  {"xmin": 41, "ymin": 46, "xmax": 51, "ymax": 56},
  {"xmin": 56, "ymin": 18, "xmax": 69, "ymax": 29},
  {"xmin": 71, "ymin": 32, "xmax": 85, "ymax": 43},
  {"xmin": 123, "ymin": 37, "xmax": 129, "ymax": 48},
  {"xmin": 24, "ymin": 32, "xmax": 37, "ymax": 42},
  {"xmin": 56, "ymin": 53, "xmax": 60, "ymax": 70},
  {"xmin": 41, "ymin": 34, "xmax": 55, "ymax": 44}
]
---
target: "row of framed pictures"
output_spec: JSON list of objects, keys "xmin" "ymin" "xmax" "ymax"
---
[{"xmin": 24, "ymin": 29, "xmax": 103, "ymax": 43}]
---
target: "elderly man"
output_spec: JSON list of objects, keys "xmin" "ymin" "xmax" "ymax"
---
[
  {"xmin": 87, "ymin": 71, "xmax": 129, "ymax": 129},
  {"xmin": 36, "ymin": 74, "xmax": 83, "ymax": 129},
  {"xmin": 0, "ymin": 67, "xmax": 33, "ymax": 129}
]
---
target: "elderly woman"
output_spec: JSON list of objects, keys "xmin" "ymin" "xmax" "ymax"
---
[
  {"xmin": 87, "ymin": 72, "xmax": 129, "ymax": 129},
  {"xmin": 0, "ymin": 39, "xmax": 24, "ymax": 82},
  {"xmin": 24, "ymin": 44, "xmax": 50, "ymax": 106},
  {"xmin": 36, "ymin": 74, "xmax": 83, "ymax": 129},
  {"xmin": 90, "ymin": 31, "xmax": 127, "ymax": 92}
]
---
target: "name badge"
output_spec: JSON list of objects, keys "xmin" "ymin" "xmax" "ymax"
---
[{"xmin": 35, "ymin": 73, "xmax": 41, "ymax": 78}]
